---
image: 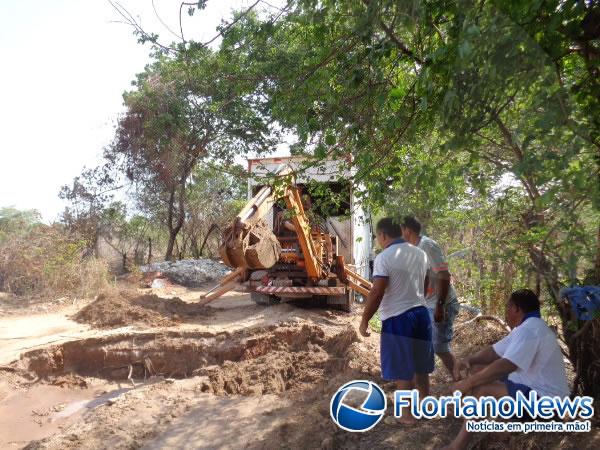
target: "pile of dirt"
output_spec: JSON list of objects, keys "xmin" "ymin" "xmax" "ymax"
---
[
  {"xmin": 72, "ymin": 290, "xmax": 212, "ymax": 329},
  {"xmin": 48, "ymin": 373, "xmax": 88, "ymax": 389},
  {"xmin": 193, "ymin": 324, "xmax": 361, "ymax": 396}
]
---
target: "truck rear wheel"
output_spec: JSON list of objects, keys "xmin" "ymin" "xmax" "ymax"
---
[
  {"xmin": 250, "ymin": 292, "xmax": 280, "ymax": 306},
  {"xmin": 326, "ymin": 290, "xmax": 354, "ymax": 313}
]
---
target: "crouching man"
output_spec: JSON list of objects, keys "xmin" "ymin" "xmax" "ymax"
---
[{"xmin": 445, "ymin": 289, "xmax": 569, "ymax": 450}]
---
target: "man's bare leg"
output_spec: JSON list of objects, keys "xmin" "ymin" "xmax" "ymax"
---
[
  {"xmin": 437, "ymin": 351, "xmax": 456, "ymax": 375},
  {"xmin": 396, "ymin": 379, "xmax": 417, "ymax": 424},
  {"xmin": 415, "ymin": 372, "xmax": 430, "ymax": 397},
  {"xmin": 444, "ymin": 381, "xmax": 509, "ymax": 450}
]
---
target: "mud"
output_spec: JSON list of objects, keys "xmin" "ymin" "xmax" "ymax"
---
[
  {"xmin": 3, "ymin": 319, "xmax": 369, "ymax": 450},
  {"xmin": 72, "ymin": 290, "xmax": 213, "ymax": 328},
  {"xmin": 13, "ymin": 323, "xmax": 359, "ymax": 391},
  {"xmin": 2, "ymin": 292, "xmax": 589, "ymax": 450}
]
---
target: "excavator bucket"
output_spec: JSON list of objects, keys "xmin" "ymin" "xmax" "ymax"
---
[
  {"xmin": 218, "ymin": 166, "xmax": 292, "ymax": 271},
  {"xmin": 219, "ymin": 217, "xmax": 281, "ymax": 270}
]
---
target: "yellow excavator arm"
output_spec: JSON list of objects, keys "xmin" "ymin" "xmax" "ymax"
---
[
  {"xmin": 200, "ymin": 165, "xmax": 372, "ymax": 304},
  {"xmin": 279, "ymin": 182, "xmax": 324, "ymax": 280},
  {"xmin": 218, "ymin": 165, "xmax": 325, "ymax": 280}
]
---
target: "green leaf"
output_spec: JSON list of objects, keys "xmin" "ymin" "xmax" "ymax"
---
[
  {"xmin": 389, "ymin": 87, "xmax": 405, "ymax": 99},
  {"xmin": 458, "ymin": 41, "xmax": 472, "ymax": 58},
  {"xmin": 314, "ymin": 144, "xmax": 327, "ymax": 159},
  {"xmin": 324, "ymin": 133, "xmax": 336, "ymax": 145}
]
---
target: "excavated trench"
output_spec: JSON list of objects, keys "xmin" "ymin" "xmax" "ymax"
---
[{"xmin": 13, "ymin": 323, "xmax": 359, "ymax": 395}]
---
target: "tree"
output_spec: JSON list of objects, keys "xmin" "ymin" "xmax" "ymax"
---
[
  {"xmin": 180, "ymin": 163, "xmax": 247, "ymax": 259},
  {"xmin": 97, "ymin": 203, "xmax": 160, "ymax": 270},
  {"xmin": 217, "ymin": 0, "xmax": 598, "ymax": 295},
  {"xmin": 59, "ymin": 166, "xmax": 116, "ymax": 255},
  {"xmin": 0, "ymin": 207, "xmax": 41, "ymax": 241},
  {"xmin": 211, "ymin": 0, "xmax": 599, "ymax": 396},
  {"xmin": 105, "ymin": 46, "xmax": 276, "ymax": 260}
]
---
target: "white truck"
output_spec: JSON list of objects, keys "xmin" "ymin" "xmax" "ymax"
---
[{"xmin": 246, "ymin": 156, "xmax": 372, "ymax": 283}]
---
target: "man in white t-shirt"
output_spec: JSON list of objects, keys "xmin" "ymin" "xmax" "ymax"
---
[
  {"xmin": 401, "ymin": 216, "xmax": 460, "ymax": 376},
  {"xmin": 444, "ymin": 289, "xmax": 569, "ymax": 449},
  {"xmin": 359, "ymin": 217, "xmax": 431, "ymax": 423}
]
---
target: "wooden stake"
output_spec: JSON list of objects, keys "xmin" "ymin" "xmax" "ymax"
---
[
  {"xmin": 200, "ymin": 267, "xmax": 245, "ymax": 299},
  {"xmin": 198, "ymin": 281, "xmax": 239, "ymax": 305}
]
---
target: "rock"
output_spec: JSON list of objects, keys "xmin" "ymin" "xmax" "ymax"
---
[
  {"xmin": 384, "ymin": 416, "xmax": 396, "ymax": 425},
  {"xmin": 140, "ymin": 259, "xmax": 230, "ymax": 287},
  {"xmin": 151, "ymin": 279, "xmax": 166, "ymax": 289},
  {"xmin": 320, "ymin": 436, "xmax": 334, "ymax": 450}
]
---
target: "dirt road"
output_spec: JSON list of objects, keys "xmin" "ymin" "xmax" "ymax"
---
[{"xmin": 0, "ymin": 284, "xmax": 595, "ymax": 449}]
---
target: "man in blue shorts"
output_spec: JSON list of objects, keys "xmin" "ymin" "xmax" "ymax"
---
[
  {"xmin": 359, "ymin": 217, "xmax": 431, "ymax": 424},
  {"xmin": 401, "ymin": 216, "xmax": 460, "ymax": 376},
  {"xmin": 445, "ymin": 289, "xmax": 569, "ymax": 449}
]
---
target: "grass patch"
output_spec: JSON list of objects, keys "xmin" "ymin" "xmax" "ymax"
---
[
  {"xmin": 369, "ymin": 311, "xmax": 382, "ymax": 333},
  {"xmin": 0, "ymin": 224, "xmax": 110, "ymax": 297}
]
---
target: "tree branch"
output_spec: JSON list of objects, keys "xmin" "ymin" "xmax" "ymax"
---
[
  {"xmin": 359, "ymin": 0, "xmax": 423, "ymax": 64},
  {"xmin": 455, "ymin": 314, "xmax": 511, "ymax": 332}
]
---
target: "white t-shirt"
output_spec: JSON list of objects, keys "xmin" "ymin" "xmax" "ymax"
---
[
  {"xmin": 372, "ymin": 240, "xmax": 428, "ymax": 321},
  {"xmin": 493, "ymin": 317, "xmax": 569, "ymax": 397},
  {"xmin": 418, "ymin": 235, "xmax": 458, "ymax": 308}
]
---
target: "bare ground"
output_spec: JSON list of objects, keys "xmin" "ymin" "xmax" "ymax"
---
[{"xmin": 0, "ymin": 283, "xmax": 598, "ymax": 450}]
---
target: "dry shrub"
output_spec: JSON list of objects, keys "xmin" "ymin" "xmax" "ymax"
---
[
  {"xmin": 453, "ymin": 309, "xmax": 509, "ymax": 356},
  {"xmin": 0, "ymin": 224, "xmax": 109, "ymax": 297},
  {"xmin": 75, "ymin": 257, "xmax": 111, "ymax": 298}
]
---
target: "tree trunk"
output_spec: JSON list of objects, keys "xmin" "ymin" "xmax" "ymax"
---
[
  {"xmin": 147, "ymin": 237, "xmax": 152, "ymax": 264},
  {"xmin": 199, "ymin": 224, "xmax": 221, "ymax": 258},
  {"xmin": 180, "ymin": 233, "xmax": 189, "ymax": 260},
  {"xmin": 474, "ymin": 253, "xmax": 486, "ymax": 313},
  {"xmin": 190, "ymin": 236, "xmax": 200, "ymax": 259},
  {"xmin": 174, "ymin": 237, "xmax": 182, "ymax": 260},
  {"xmin": 165, "ymin": 232, "xmax": 176, "ymax": 261},
  {"xmin": 165, "ymin": 184, "xmax": 186, "ymax": 261},
  {"xmin": 595, "ymin": 223, "xmax": 600, "ymax": 283},
  {"xmin": 165, "ymin": 187, "xmax": 177, "ymax": 261},
  {"xmin": 91, "ymin": 229, "xmax": 101, "ymax": 258}
]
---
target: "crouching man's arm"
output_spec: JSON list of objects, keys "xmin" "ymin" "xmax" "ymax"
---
[
  {"xmin": 453, "ymin": 354, "xmax": 517, "ymax": 394},
  {"xmin": 453, "ymin": 346, "xmax": 501, "ymax": 381},
  {"xmin": 359, "ymin": 277, "xmax": 388, "ymax": 337}
]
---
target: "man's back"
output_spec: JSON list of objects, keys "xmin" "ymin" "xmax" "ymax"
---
[
  {"xmin": 418, "ymin": 235, "xmax": 458, "ymax": 308},
  {"xmin": 373, "ymin": 240, "xmax": 428, "ymax": 321}
]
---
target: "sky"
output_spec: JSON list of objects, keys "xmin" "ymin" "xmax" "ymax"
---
[{"xmin": 0, "ymin": 0, "xmax": 279, "ymax": 222}]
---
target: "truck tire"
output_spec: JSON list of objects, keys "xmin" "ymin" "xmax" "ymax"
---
[{"xmin": 250, "ymin": 292, "xmax": 280, "ymax": 306}]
